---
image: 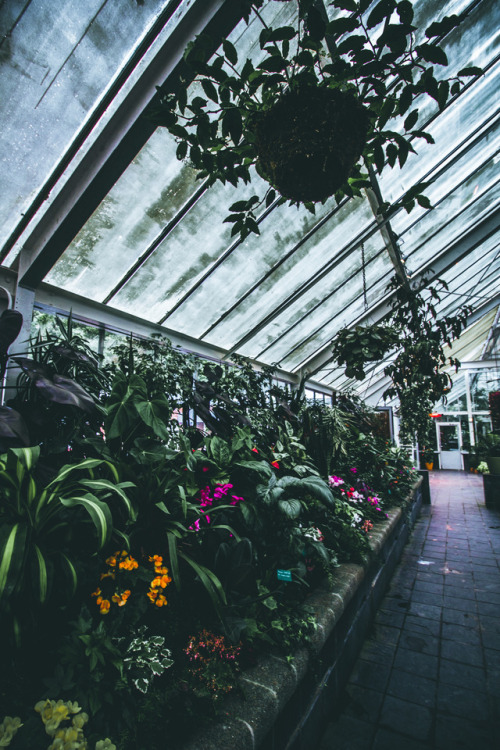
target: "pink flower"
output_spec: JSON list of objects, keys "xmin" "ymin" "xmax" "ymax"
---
[{"xmin": 328, "ymin": 476, "xmax": 344, "ymax": 487}]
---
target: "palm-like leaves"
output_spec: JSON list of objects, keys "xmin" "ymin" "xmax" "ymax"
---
[{"xmin": 0, "ymin": 447, "xmax": 135, "ymax": 614}]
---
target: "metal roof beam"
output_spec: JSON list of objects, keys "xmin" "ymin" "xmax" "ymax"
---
[
  {"xmin": 29, "ymin": 278, "xmax": 333, "ymax": 394},
  {"xmin": 14, "ymin": 0, "xmax": 245, "ymax": 289}
]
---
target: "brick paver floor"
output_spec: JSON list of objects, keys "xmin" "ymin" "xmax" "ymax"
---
[{"xmin": 318, "ymin": 471, "xmax": 500, "ymax": 750}]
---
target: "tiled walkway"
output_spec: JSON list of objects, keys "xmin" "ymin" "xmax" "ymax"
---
[{"xmin": 318, "ymin": 471, "xmax": 500, "ymax": 750}]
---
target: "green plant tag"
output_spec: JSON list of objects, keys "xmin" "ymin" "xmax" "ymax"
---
[{"xmin": 277, "ymin": 569, "xmax": 292, "ymax": 582}]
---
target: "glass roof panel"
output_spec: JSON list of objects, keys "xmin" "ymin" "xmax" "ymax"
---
[
  {"xmin": 163, "ymin": 196, "xmax": 343, "ymax": 339},
  {"xmin": 46, "ymin": 128, "xmax": 199, "ymax": 299},
  {"xmin": 255, "ymin": 245, "xmax": 394, "ymax": 369},
  {"xmin": 276, "ymin": 269, "xmax": 393, "ymax": 372},
  {"xmin": 109, "ymin": 170, "xmax": 267, "ymax": 322},
  {"xmin": 402, "ymin": 179, "xmax": 499, "ymax": 276},
  {"xmin": 0, "ymin": 0, "xmax": 173, "ymax": 251},
  {"xmin": 378, "ymin": 61, "xmax": 499, "ymax": 207},
  {"xmin": 199, "ymin": 196, "xmax": 377, "ymax": 351}
]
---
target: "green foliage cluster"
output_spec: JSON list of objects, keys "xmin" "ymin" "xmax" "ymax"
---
[
  {"xmin": 151, "ymin": 0, "xmax": 481, "ymax": 239},
  {"xmin": 331, "ymin": 275, "xmax": 471, "ymax": 446},
  {"xmin": 0, "ymin": 314, "xmax": 417, "ymax": 748}
]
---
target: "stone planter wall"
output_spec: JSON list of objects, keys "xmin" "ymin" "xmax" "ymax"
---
[
  {"xmin": 182, "ymin": 478, "xmax": 424, "ymax": 750},
  {"xmin": 483, "ymin": 473, "xmax": 500, "ymax": 508}
]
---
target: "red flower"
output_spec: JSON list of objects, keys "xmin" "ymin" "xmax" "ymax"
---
[{"xmin": 271, "ymin": 461, "xmax": 280, "ymax": 469}]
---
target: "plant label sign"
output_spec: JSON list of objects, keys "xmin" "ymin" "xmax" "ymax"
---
[{"xmin": 277, "ymin": 569, "xmax": 292, "ymax": 582}]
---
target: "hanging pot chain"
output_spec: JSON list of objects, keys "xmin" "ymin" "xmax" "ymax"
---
[{"xmin": 361, "ymin": 242, "xmax": 368, "ymax": 310}]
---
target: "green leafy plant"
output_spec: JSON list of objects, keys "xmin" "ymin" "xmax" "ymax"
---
[
  {"xmin": 118, "ymin": 626, "xmax": 174, "ymax": 694},
  {"xmin": 332, "ymin": 324, "xmax": 400, "ymax": 380},
  {"xmin": 383, "ymin": 276, "xmax": 471, "ymax": 444},
  {"xmin": 151, "ymin": 0, "xmax": 480, "ymax": 239},
  {"xmin": 4, "ymin": 312, "xmax": 108, "ymax": 461},
  {"xmin": 0, "ymin": 446, "xmax": 135, "ymax": 640}
]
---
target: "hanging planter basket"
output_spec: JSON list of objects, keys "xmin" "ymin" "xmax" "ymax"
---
[{"xmin": 252, "ymin": 86, "xmax": 371, "ymax": 203}]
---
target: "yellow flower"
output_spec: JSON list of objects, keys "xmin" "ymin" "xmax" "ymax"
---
[
  {"xmin": 95, "ymin": 740, "xmax": 116, "ymax": 750},
  {"xmin": 71, "ymin": 712, "xmax": 88, "ymax": 730},
  {"xmin": 0, "ymin": 716, "xmax": 23, "ymax": 747},
  {"xmin": 105, "ymin": 555, "xmax": 117, "ymax": 568},
  {"xmin": 155, "ymin": 594, "xmax": 167, "ymax": 607}
]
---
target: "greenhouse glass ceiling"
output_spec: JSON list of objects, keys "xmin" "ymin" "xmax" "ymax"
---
[{"xmin": 0, "ymin": 0, "xmax": 498, "ymax": 401}]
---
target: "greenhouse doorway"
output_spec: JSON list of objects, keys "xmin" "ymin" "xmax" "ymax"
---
[{"xmin": 437, "ymin": 422, "xmax": 463, "ymax": 470}]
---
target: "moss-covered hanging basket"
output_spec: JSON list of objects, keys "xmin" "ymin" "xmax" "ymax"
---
[{"xmin": 253, "ymin": 86, "xmax": 370, "ymax": 203}]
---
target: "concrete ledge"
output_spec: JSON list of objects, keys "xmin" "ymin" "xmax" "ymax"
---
[{"xmin": 182, "ymin": 478, "xmax": 423, "ymax": 750}]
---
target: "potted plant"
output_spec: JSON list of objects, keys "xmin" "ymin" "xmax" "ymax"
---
[
  {"xmin": 421, "ymin": 446, "xmax": 434, "ymax": 471},
  {"xmin": 474, "ymin": 433, "xmax": 500, "ymax": 507},
  {"xmin": 151, "ymin": 0, "xmax": 480, "ymax": 240},
  {"xmin": 482, "ymin": 433, "xmax": 500, "ymax": 475}
]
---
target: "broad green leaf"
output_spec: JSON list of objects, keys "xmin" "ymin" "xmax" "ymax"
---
[
  {"xmin": 201, "ymin": 79, "xmax": 218, "ymax": 103},
  {"xmin": 49, "ymin": 458, "xmax": 105, "ymax": 487},
  {"xmin": 79, "ymin": 479, "xmax": 137, "ymax": 522},
  {"xmin": 178, "ymin": 551, "xmax": 226, "ymax": 610},
  {"xmin": 367, "ymin": 0, "xmax": 397, "ymax": 29},
  {"xmin": 416, "ymin": 43, "xmax": 448, "ymax": 66},
  {"xmin": 234, "ymin": 460, "xmax": 273, "ymax": 480},
  {"xmin": 257, "ymin": 56, "xmax": 288, "ymax": 73},
  {"xmin": 222, "ymin": 108, "xmax": 242, "ymax": 146},
  {"xmin": 60, "ymin": 494, "xmax": 112, "ymax": 550},
  {"xmin": 167, "ymin": 532, "xmax": 181, "ymax": 590},
  {"xmin": 135, "ymin": 398, "xmax": 172, "ymax": 441},
  {"xmin": 404, "ymin": 109, "xmax": 419, "ymax": 131},
  {"xmin": 208, "ymin": 436, "xmax": 232, "ymax": 467},
  {"xmin": 222, "ymin": 39, "xmax": 238, "ymax": 65},
  {"xmin": 10, "ymin": 446, "xmax": 40, "ymax": 472},
  {"xmin": 278, "ymin": 498, "xmax": 301, "ymax": 518},
  {"xmin": 0, "ymin": 523, "xmax": 27, "ymax": 601},
  {"xmin": 33, "ymin": 543, "xmax": 48, "ymax": 603},
  {"xmin": 326, "ymin": 17, "xmax": 359, "ymax": 36},
  {"xmin": 58, "ymin": 551, "xmax": 78, "ymax": 597},
  {"xmin": 457, "ymin": 66, "xmax": 482, "ymax": 77}
]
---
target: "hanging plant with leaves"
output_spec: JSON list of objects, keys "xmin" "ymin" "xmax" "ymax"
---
[
  {"xmin": 382, "ymin": 276, "xmax": 471, "ymax": 443},
  {"xmin": 331, "ymin": 275, "xmax": 471, "ymax": 444},
  {"xmin": 151, "ymin": 0, "xmax": 480, "ymax": 239},
  {"xmin": 331, "ymin": 323, "xmax": 400, "ymax": 380}
]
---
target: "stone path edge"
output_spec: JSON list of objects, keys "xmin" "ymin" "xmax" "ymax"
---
[{"xmin": 181, "ymin": 478, "xmax": 424, "ymax": 750}]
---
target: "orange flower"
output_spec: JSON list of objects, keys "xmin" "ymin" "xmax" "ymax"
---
[
  {"xmin": 151, "ymin": 573, "xmax": 172, "ymax": 589},
  {"xmin": 149, "ymin": 554, "xmax": 163, "ymax": 565},
  {"xmin": 118, "ymin": 555, "xmax": 138, "ymax": 571},
  {"xmin": 99, "ymin": 599, "xmax": 111, "ymax": 614},
  {"xmin": 155, "ymin": 594, "xmax": 167, "ymax": 607},
  {"xmin": 105, "ymin": 555, "xmax": 117, "ymax": 567},
  {"xmin": 147, "ymin": 589, "xmax": 158, "ymax": 602},
  {"xmin": 112, "ymin": 589, "xmax": 131, "ymax": 607},
  {"xmin": 100, "ymin": 570, "xmax": 116, "ymax": 581},
  {"xmin": 91, "ymin": 587, "xmax": 101, "ymax": 598}
]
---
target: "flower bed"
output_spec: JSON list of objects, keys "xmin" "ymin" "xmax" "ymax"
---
[
  {"xmin": 0, "ymin": 319, "xmax": 419, "ymax": 750},
  {"xmin": 181, "ymin": 478, "xmax": 423, "ymax": 750}
]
